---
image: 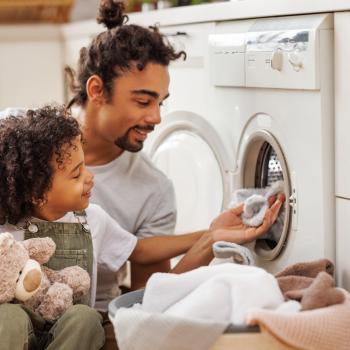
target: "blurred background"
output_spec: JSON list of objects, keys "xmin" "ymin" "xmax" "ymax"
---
[
  {"xmin": 0, "ymin": 0, "xmax": 224, "ymax": 24},
  {"xmin": 0, "ymin": 0, "xmax": 224, "ymax": 109}
]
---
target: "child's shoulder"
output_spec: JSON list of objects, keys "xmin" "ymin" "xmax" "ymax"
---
[{"xmin": 85, "ymin": 203, "xmax": 108, "ymax": 218}]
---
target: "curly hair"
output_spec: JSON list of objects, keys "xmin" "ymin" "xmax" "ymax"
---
[
  {"xmin": 66, "ymin": 0, "xmax": 186, "ymax": 108},
  {"xmin": 0, "ymin": 105, "xmax": 81, "ymax": 225}
]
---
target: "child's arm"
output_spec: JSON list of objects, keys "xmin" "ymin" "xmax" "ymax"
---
[{"xmin": 129, "ymin": 230, "xmax": 208, "ymax": 265}]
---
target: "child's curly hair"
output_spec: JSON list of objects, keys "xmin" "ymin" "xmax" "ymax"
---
[{"xmin": 0, "ymin": 105, "xmax": 81, "ymax": 225}]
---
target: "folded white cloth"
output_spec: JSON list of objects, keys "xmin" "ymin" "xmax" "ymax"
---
[
  {"xmin": 112, "ymin": 264, "xmax": 285, "ymax": 350},
  {"xmin": 211, "ymin": 241, "xmax": 255, "ymax": 265}
]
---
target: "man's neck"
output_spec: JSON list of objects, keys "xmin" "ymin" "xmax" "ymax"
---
[
  {"xmin": 79, "ymin": 105, "xmax": 124, "ymax": 166},
  {"xmin": 83, "ymin": 137, "xmax": 124, "ymax": 166}
]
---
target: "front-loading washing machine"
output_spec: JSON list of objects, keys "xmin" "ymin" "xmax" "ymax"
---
[
  {"xmin": 144, "ymin": 21, "xmax": 237, "ymax": 234},
  {"xmin": 208, "ymin": 13, "xmax": 335, "ymax": 273}
]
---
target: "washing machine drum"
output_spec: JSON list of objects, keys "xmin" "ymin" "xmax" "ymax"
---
[
  {"xmin": 151, "ymin": 129, "xmax": 227, "ymax": 233},
  {"xmin": 240, "ymin": 131, "xmax": 292, "ymax": 260}
]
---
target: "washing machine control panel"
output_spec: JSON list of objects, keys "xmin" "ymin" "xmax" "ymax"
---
[
  {"xmin": 208, "ymin": 33, "xmax": 246, "ymax": 87},
  {"xmin": 209, "ymin": 14, "xmax": 333, "ymax": 90},
  {"xmin": 245, "ymin": 28, "xmax": 318, "ymax": 89}
]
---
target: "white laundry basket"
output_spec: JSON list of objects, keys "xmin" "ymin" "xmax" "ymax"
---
[{"xmin": 108, "ymin": 289, "xmax": 298, "ymax": 350}]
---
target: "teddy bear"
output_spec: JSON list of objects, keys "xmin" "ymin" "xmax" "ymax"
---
[{"xmin": 0, "ymin": 232, "xmax": 91, "ymax": 321}]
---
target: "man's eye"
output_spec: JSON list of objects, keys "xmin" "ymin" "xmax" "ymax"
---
[{"xmin": 137, "ymin": 100, "xmax": 150, "ymax": 107}]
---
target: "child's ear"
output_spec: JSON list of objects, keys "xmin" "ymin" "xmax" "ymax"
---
[
  {"xmin": 86, "ymin": 75, "xmax": 106, "ymax": 106},
  {"xmin": 32, "ymin": 197, "xmax": 46, "ymax": 208}
]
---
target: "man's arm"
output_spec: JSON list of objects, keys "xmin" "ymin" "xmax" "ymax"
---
[{"xmin": 129, "ymin": 196, "xmax": 284, "ymax": 275}]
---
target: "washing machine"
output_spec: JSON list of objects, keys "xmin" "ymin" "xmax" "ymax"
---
[
  {"xmin": 208, "ymin": 13, "xmax": 335, "ymax": 273},
  {"xmin": 144, "ymin": 21, "xmax": 237, "ymax": 233}
]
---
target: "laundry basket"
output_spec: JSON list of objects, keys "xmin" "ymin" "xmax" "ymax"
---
[
  {"xmin": 0, "ymin": 0, "xmax": 75, "ymax": 23},
  {"xmin": 108, "ymin": 289, "xmax": 299, "ymax": 350}
]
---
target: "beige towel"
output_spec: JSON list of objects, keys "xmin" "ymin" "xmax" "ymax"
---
[
  {"xmin": 275, "ymin": 259, "xmax": 344, "ymax": 311},
  {"xmin": 246, "ymin": 289, "xmax": 350, "ymax": 350},
  {"xmin": 275, "ymin": 259, "xmax": 334, "ymax": 278}
]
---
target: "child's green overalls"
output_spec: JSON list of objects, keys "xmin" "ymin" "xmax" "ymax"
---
[
  {"xmin": 14, "ymin": 211, "xmax": 105, "ymax": 349},
  {"xmin": 24, "ymin": 211, "xmax": 93, "ymax": 304}
]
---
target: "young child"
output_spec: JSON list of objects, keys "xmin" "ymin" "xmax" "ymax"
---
[{"xmin": 0, "ymin": 105, "xmax": 283, "ymax": 350}]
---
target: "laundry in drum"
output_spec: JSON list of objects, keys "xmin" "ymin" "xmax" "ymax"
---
[{"xmin": 229, "ymin": 181, "xmax": 285, "ymax": 246}]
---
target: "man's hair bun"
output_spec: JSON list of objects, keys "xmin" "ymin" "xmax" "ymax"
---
[{"xmin": 97, "ymin": 0, "xmax": 128, "ymax": 29}]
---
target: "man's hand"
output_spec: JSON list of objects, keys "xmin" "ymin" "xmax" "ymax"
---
[
  {"xmin": 209, "ymin": 203, "xmax": 245, "ymax": 231},
  {"xmin": 211, "ymin": 193, "xmax": 285, "ymax": 244}
]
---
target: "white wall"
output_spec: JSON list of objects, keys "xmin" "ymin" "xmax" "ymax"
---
[{"xmin": 0, "ymin": 25, "xmax": 64, "ymax": 109}]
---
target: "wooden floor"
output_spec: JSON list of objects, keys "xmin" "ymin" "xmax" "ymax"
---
[{"xmin": 211, "ymin": 326, "xmax": 299, "ymax": 350}]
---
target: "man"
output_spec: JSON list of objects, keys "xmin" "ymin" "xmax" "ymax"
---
[
  {"xmin": 64, "ymin": 1, "xmax": 189, "ymax": 347},
  {"xmin": 65, "ymin": 0, "xmax": 186, "ymax": 313}
]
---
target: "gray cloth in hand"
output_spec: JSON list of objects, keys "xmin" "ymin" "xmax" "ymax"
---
[{"xmin": 229, "ymin": 180, "xmax": 285, "ymax": 242}]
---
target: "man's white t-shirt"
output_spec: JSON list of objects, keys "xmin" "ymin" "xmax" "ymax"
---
[
  {"xmin": 88, "ymin": 151, "xmax": 176, "ymax": 310},
  {"xmin": 0, "ymin": 204, "xmax": 137, "ymax": 308}
]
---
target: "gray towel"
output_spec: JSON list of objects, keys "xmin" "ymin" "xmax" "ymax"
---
[
  {"xmin": 211, "ymin": 241, "xmax": 255, "ymax": 266},
  {"xmin": 229, "ymin": 180, "xmax": 285, "ymax": 242}
]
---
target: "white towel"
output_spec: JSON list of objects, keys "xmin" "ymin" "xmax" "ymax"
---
[
  {"xmin": 114, "ymin": 307, "xmax": 227, "ymax": 350},
  {"xmin": 112, "ymin": 264, "xmax": 284, "ymax": 350}
]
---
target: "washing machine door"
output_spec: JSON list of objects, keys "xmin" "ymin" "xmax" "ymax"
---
[
  {"xmin": 236, "ymin": 126, "xmax": 292, "ymax": 261},
  {"xmin": 146, "ymin": 111, "xmax": 232, "ymax": 233}
]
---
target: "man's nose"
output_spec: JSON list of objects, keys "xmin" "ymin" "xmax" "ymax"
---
[{"xmin": 145, "ymin": 105, "xmax": 161, "ymax": 125}]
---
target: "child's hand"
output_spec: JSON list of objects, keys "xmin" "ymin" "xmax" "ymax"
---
[{"xmin": 211, "ymin": 193, "xmax": 285, "ymax": 244}]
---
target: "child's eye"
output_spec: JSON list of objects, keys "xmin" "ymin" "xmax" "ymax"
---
[{"xmin": 73, "ymin": 173, "xmax": 81, "ymax": 179}]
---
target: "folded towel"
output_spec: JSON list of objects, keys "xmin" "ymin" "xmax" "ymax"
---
[
  {"xmin": 211, "ymin": 241, "xmax": 255, "ymax": 266},
  {"xmin": 275, "ymin": 259, "xmax": 344, "ymax": 311},
  {"xmin": 246, "ymin": 289, "xmax": 350, "ymax": 350},
  {"xmin": 285, "ymin": 272, "xmax": 345, "ymax": 311},
  {"xmin": 275, "ymin": 258, "xmax": 334, "ymax": 278}
]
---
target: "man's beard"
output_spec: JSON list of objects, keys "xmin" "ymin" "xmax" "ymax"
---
[{"xmin": 114, "ymin": 125, "xmax": 154, "ymax": 153}]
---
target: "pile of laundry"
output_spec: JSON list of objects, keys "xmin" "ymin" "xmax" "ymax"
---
[
  {"xmin": 111, "ymin": 183, "xmax": 349, "ymax": 350},
  {"xmin": 111, "ymin": 259, "xmax": 350, "ymax": 350}
]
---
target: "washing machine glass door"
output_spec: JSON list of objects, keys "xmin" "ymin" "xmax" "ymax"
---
[
  {"xmin": 240, "ymin": 129, "xmax": 291, "ymax": 260},
  {"xmin": 152, "ymin": 129, "xmax": 225, "ymax": 233}
]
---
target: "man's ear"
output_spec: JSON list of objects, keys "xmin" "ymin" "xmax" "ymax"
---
[{"xmin": 86, "ymin": 75, "xmax": 105, "ymax": 105}]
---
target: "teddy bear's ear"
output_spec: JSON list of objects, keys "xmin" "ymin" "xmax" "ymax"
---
[{"xmin": 21, "ymin": 237, "xmax": 56, "ymax": 264}]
